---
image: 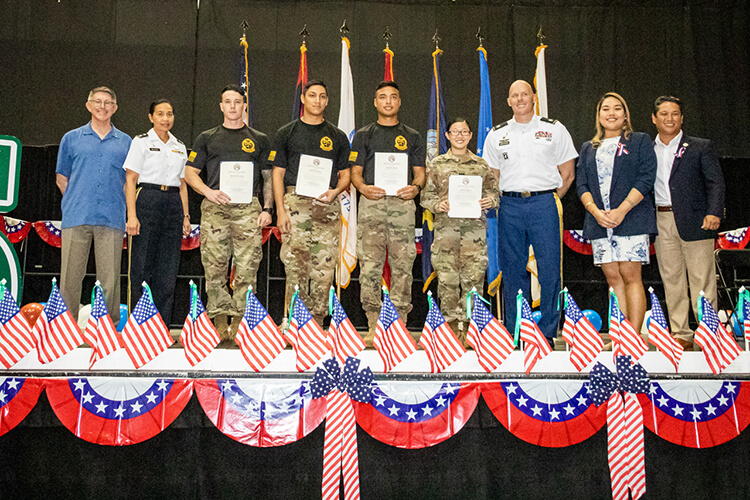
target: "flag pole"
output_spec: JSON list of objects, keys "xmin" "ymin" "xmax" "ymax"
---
[{"xmin": 336, "ymin": 19, "xmax": 349, "ymax": 300}]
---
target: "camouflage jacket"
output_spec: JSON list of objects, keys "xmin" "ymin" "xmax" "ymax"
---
[{"xmin": 421, "ymin": 149, "xmax": 499, "ymax": 217}]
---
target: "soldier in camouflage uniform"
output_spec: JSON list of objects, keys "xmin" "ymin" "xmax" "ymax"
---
[
  {"xmin": 185, "ymin": 85, "xmax": 274, "ymax": 340},
  {"xmin": 421, "ymin": 118, "xmax": 499, "ymax": 339},
  {"xmin": 272, "ymin": 81, "xmax": 351, "ymax": 325},
  {"xmin": 350, "ymin": 81, "xmax": 425, "ymax": 341}
]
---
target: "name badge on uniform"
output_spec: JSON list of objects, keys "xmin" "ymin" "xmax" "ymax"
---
[
  {"xmin": 498, "ymin": 139, "xmax": 510, "ymax": 146},
  {"xmin": 149, "ymin": 147, "xmax": 161, "ymax": 152}
]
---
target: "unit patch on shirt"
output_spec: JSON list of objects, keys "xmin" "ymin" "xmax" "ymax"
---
[
  {"xmin": 320, "ymin": 136, "xmax": 333, "ymax": 151},
  {"xmin": 395, "ymin": 135, "xmax": 408, "ymax": 150},
  {"xmin": 242, "ymin": 138, "xmax": 255, "ymax": 153}
]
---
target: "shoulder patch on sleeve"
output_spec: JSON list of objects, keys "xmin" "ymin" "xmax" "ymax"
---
[
  {"xmin": 492, "ymin": 121, "xmax": 509, "ymax": 130},
  {"xmin": 268, "ymin": 150, "xmax": 277, "ymax": 162},
  {"xmin": 349, "ymin": 151, "xmax": 358, "ymax": 163},
  {"xmin": 188, "ymin": 151, "xmax": 197, "ymax": 162},
  {"xmin": 540, "ymin": 117, "xmax": 558, "ymax": 124},
  {"xmin": 137, "ymin": 133, "xmax": 148, "ymax": 138}
]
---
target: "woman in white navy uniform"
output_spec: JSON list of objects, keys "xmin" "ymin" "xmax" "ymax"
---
[{"xmin": 123, "ymin": 99, "xmax": 191, "ymax": 325}]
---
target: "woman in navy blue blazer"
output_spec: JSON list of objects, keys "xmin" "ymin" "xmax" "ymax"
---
[{"xmin": 576, "ymin": 92, "xmax": 657, "ymax": 333}]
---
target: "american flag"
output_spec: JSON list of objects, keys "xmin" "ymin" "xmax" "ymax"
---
[
  {"xmin": 646, "ymin": 290, "xmax": 683, "ymax": 372},
  {"xmin": 121, "ymin": 285, "xmax": 174, "ymax": 368},
  {"xmin": 562, "ymin": 292, "xmax": 604, "ymax": 371},
  {"xmin": 466, "ymin": 294, "xmax": 514, "ymax": 372},
  {"xmin": 374, "ymin": 292, "xmax": 416, "ymax": 372},
  {"xmin": 33, "ymin": 280, "xmax": 84, "ymax": 364},
  {"xmin": 0, "ymin": 286, "xmax": 34, "ymax": 368},
  {"xmin": 83, "ymin": 284, "xmax": 121, "ymax": 369},
  {"xmin": 609, "ymin": 292, "xmax": 648, "ymax": 360},
  {"xmin": 327, "ymin": 292, "xmax": 364, "ymax": 364},
  {"xmin": 419, "ymin": 296, "xmax": 465, "ymax": 373},
  {"xmin": 179, "ymin": 284, "xmax": 220, "ymax": 367},
  {"xmin": 285, "ymin": 295, "xmax": 327, "ymax": 372},
  {"xmin": 518, "ymin": 293, "xmax": 551, "ymax": 374},
  {"xmin": 236, "ymin": 289, "xmax": 286, "ymax": 371},
  {"xmin": 694, "ymin": 294, "xmax": 742, "ymax": 374}
]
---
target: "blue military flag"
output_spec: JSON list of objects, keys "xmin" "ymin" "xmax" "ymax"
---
[{"xmin": 476, "ymin": 46, "xmax": 500, "ymax": 295}]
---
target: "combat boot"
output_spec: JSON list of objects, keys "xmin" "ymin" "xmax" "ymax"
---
[{"xmin": 363, "ymin": 311, "xmax": 379, "ymax": 347}]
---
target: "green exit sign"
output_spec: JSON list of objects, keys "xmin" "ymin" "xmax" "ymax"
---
[{"xmin": 0, "ymin": 135, "xmax": 21, "ymax": 213}]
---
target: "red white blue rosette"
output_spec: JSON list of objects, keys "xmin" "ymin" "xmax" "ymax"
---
[
  {"xmin": 0, "ymin": 377, "xmax": 44, "ymax": 436},
  {"xmin": 481, "ymin": 380, "xmax": 607, "ymax": 447},
  {"xmin": 45, "ymin": 377, "xmax": 193, "ymax": 445},
  {"xmin": 352, "ymin": 381, "xmax": 479, "ymax": 449},
  {"xmin": 195, "ymin": 379, "xmax": 326, "ymax": 447},
  {"xmin": 0, "ymin": 216, "xmax": 31, "ymax": 244},
  {"xmin": 638, "ymin": 381, "xmax": 750, "ymax": 448}
]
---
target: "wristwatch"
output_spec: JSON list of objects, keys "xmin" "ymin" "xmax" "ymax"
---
[{"xmin": 263, "ymin": 207, "xmax": 275, "ymax": 216}]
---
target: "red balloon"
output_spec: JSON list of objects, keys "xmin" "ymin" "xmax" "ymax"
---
[{"xmin": 20, "ymin": 303, "xmax": 43, "ymax": 326}]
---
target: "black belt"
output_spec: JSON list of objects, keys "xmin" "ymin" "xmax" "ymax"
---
[
  {"xmin": 657, "ymin": 206, "xmax": 673, "ymax": 212},
  {"xmin": 502, "ymin": 189, "xmax": 555, "ymax": 198},
  {"xmin": 139, "ymin": 183, "xmax": 179, "ymax": 193}
]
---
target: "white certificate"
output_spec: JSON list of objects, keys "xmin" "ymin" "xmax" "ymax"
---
[
  {"xmin": 220, "ymin": 161, "xmax": 254, "ymax": 204},
  {"xmin": 374, "ymin": 152, "xmax": 408, "ymax": 196},
  {"xmin": 448, "ymin": 175, "xmax": 482, "ymax": 219},
  {"xmin": 296, "ymin": 154, "xmax": 333, "ymax": 198}
]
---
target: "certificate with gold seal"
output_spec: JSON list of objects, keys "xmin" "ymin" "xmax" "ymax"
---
[
  {"xmin": 296, "ymin": 154, "xmax": 333, "ymax": 198},
  {"xmin": 448, "ymin": 175, "xmax": 482, "ymax": 219},
  {"xmin": 220, "ymin": 161, "xmax": 254, "ymax": 204}
]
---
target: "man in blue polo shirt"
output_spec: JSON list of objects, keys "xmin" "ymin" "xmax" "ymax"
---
[{"xmin": 56, "ymin": 86, "xmax": 132, "ymax": 325}]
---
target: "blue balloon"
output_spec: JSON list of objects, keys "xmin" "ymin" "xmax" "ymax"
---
[
  {"xmin": 117, "ymin": 304, "xmax": 128, "ymax": 332},
  {"xmin": 582, "ymin": 309, "xmax": 602, "ymax": 332},
  {"xmin": 531, "ymin": 311, "xmax": 542, "ymax": 324}
]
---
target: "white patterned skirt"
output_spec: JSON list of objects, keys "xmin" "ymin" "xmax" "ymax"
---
[{"xmin": 591, "ymin": 233, "xmax": 650, "ymax": 265}]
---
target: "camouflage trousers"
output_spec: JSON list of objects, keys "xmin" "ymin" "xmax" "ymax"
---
[
  {"xmin": 357, "ymin": 196, "xmax": 415, "ymax": 320},
  {"xmin": 280, "ymin": 192, "xmax": 340, "ymax": 323},
  {"xmin": 200, "ymin": 198, "xmax": 262, "ymax": 317},
  {"xmin": 431, "ymin": 214, "xmax": 488, "ymax": 323}
]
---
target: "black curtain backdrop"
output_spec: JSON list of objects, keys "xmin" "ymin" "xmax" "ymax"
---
[
  {"xmin": 0, "ymin": 0, "xmax": 748, "ymax": 157},
  {"xmin": 0, "ymin": 391, "xmax": 749, "ymax": 499}
]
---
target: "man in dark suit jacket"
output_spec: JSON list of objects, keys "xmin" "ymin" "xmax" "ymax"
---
[{"xmin": 652, "ymin": 96, "xmax": 725, "ymax": 350}]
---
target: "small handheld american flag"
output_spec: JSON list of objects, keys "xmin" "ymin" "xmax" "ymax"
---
[
  {"xmin": 608, "ymin": 289, "xmax": 648, "ymax": 361},
  {"xmin": 561, "ymin": 289, "xmax": 603, "ymax": 371},
  {"xmin": 419, "ymin": 292, "xmax": 465, "ymax": 373},
  {"xmin": 516, "ymin": 290, "xmax": 551, "ymax": 374},
  {"xmin": 0, "ymin": 279, "xmax": 34, "ymax": 368},
  {"xmin": 646, "ymin": 288, "xmax": 683, "ymax": 372},
  {"xmin": 180, "ymin": 281, "xmax": 220, "ymax": 367},
  {"xmin": 83, "ymin": 281, "xmax": 121, "ymax": 369},
  {"xmin": 327, "ymin": 288, "xmax": 365, "ymax": 364},
  {"xmin": 121, "ymin": 282, "xmax": 174, "ymax": 369},
  {"xmin": 33, "ymin": 278, "xmax": 84, "ymax": 364},
  {"xmin": 373, "ymin": 286, "xmax": 416, "ymax": 372},
  {"xmin": 236, "ymin": 286, "xmax": 286, "ymax": 371},
  {"xmin": 695, "ymin": 292, "xmax": 741, "ymax": 374},
  {"xmin": 466, "ymin": 290, "xmax": 514, "ymax": 372},
  {"xmin": 285, "ymin": 287, "xmax": 327, "ymax": 372}
]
